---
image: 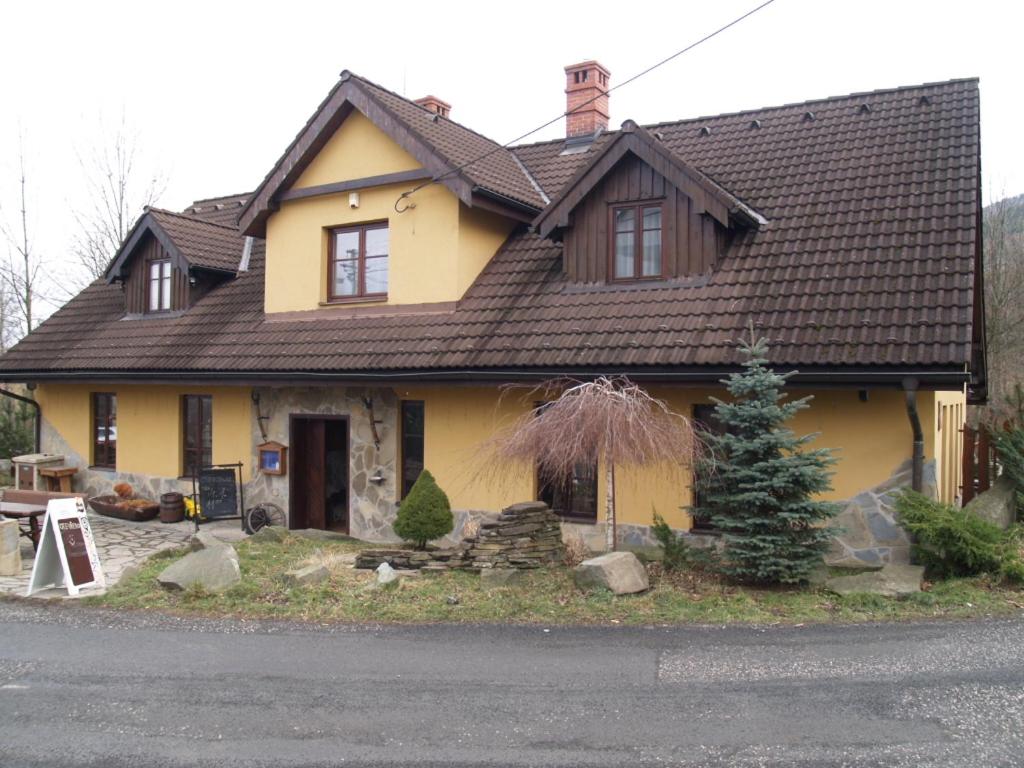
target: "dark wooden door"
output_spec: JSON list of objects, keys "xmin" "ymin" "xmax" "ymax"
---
[
  {"xmin": 290, "ymin": 418, "xmax": 326, "ymax": 530},
  {"xmin": 289, "ymin": 416, "xmax": 348, "ymax": 532}
]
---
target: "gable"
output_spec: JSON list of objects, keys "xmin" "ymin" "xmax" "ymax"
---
[
  {"xmin": 290, "ymin": 110, "xmax": 423, "ymax": 190},
  {"xmin": 561, "ymin": 153, "xmax": 728, "ymax": 283},
  {"xmin": 121, "ymin": 231, "xmax": 188, "ymax": 314}
]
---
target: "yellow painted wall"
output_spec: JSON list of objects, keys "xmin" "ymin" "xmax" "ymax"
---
[
  {"xmin": 35, "ymin": 383, "xmax": 91, "ymax": 460},
  {"xmin": 395, "ymin": 384, "xmax": 950, "ymax": 530},
  {"xmin": 36, "ymin": 383, "xmax": 253, "ymax": 480},
  {"xmin": 934, "ymin": 387, "xmax": 967, "ymax": 504},
  {"xmin": 37, "ymin": 380, "xmax": 958, "ymax": 530},
  {"xmin": 292, "ymin": 110, "xmax": 421, "ymax": 189},
  {"xmin": 264, "ymin": 111, "xmax": 515, "ymax": 314}
]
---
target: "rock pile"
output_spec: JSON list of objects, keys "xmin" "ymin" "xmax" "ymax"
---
[
  {"xmin": 355, "ymin": 501, "xmax": 564, "ymax": 572},
  {"xmin": 462, "ymin": 502, "xmax": 563, "ymax": 570}
]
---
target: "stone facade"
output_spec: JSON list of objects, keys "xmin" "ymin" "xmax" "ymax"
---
[
  {"xmin": 246, "ymin": 386, "xmax": 399, "ymax": 541},
  {"xmin": 825, "ymin": 459, "xmax": 937, "ymax": 569}
]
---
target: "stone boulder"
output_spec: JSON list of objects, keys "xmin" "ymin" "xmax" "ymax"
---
[
  {"xmin": 376, "ymin": 562, "xmax": 399, "ymax": 586},
  {"xmin": 825, "ymin": 563, "xmax": 925, "ymax": 597},
  {"xmin": 157, "ymin": 546, "xmax": 241, "ymax": 592},
  {"xmin": 189, "ymin": 531, "xmax": 234, "ymax": 553},
  {"xmin": 574, "ymin": 551, "xmax": 649, "ymax": 595},
  {"xmin": 0, "ymin": 518, "xmax": 21, "ymax": 577},
  {"xmin": 964, "ymin": 476, "xmax": 1017, "ymax": 530},
  {"xmin": 284, "ymin": 564, "xmax": 330, "ymax": 587}
]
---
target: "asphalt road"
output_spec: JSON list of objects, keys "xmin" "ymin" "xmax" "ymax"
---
[{"xmin": 1, "ymin": 601, "xmax": 1023, "ymax": 767}]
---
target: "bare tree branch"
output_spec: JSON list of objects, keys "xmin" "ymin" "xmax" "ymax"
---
[
  {"xmin": 70, "ymin": 112, "xmax": 166, "ymax": 283},
  {"xmin": 0, "ymin": 135, "xmax": 44, "ymax": 342},
  {"xmin": 984, "ymin": 191, "xmax": 1024, "ymax": 403}
]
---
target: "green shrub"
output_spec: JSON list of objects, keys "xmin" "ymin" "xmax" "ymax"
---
[
  {"xmin": 895, "ymin": 490, "xmax": 1023, "ymax": 582},
  {"xmin": 988, "ymin": 384, "xmax": 1024, "ymax": 514},
  {"xmin": 651, "ymin": 512, "xmax": 717, "ymax": 573},
  {"xmin": 393, "ymin": 469, "xmax": 453, "ymax": 550}
]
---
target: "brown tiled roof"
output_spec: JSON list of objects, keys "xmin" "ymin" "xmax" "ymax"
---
[
  {"xmin": 146, "ymin": 209, "xmax": 244, "ymax": 272},
  {"xmin": 182, "ymin": 193, "xmax": 250, "ymax": 227},
  {"xmin": 0, "ymin": 77, "xmax": 982, "ymax": 385},
  {"xmin": 238, "ymin": 72, "xmax": 546, "ymax": 236},
  {"xmin": 352, "ymin": 74, "xmax": 546, "ymax": 210}
]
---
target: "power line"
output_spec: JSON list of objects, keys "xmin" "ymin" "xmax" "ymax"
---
[{"xmin": 395, "ymin": 0, "xmax": 778, "ymax": 212}]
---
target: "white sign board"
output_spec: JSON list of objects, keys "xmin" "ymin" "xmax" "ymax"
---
[{"xmin": 25, "ymin": 498, "xmax": 105, "ymax": 597}]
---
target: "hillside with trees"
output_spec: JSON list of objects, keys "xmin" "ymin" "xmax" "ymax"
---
[{"xmin": 984, "ymin": 192, "xmax": 1024, "ymax": 404}]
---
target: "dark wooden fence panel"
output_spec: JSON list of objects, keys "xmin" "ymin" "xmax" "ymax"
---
[{"xmin": 960, "ymin": 425, "xmax": 1000, "ymax": 505}]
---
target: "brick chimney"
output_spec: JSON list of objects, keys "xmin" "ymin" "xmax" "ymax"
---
[
  {"xmin": 415, "ymin": 95, "xmax": 451, "ymax": 118},
  {"xmin": 564, "ymin": 61, "xmax": 610, "ymax": 137}
]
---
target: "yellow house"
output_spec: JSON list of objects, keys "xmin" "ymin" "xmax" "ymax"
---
[{"xmin": 0, "ymin": 64, "xmax": 986, "ymax": 560}]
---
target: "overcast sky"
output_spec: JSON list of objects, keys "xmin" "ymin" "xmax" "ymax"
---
[{"xmin": 1, "ymin": 0, "xmax": 1019, "ymax": 318}]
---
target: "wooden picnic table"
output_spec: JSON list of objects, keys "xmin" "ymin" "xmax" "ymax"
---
[{"xmin": 0, "ymin": 502, "xmax": 48, "ymax": 552}]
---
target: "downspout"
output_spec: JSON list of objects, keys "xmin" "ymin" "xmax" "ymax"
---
[
  {"xmin": 902, "ymin": 378, "xmax": 924, "ymax": 493},
  {"xmin": 0, "ymin": 387, "xmax": 41, "ymax": 454}
]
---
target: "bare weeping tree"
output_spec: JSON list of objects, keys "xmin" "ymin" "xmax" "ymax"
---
[
  {"xmin": 483, "ymin": 377, "xmax": 697, "ymax": 551},
  {"xmin": 71, "ymin": 114, "xmax": 166, "ymax": 283}
]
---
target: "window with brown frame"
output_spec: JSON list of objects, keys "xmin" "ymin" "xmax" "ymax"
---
[
  {"xmin": 148, "ymin": 259, "xmax": 172, "ymax": 312},
  {"xmin": 533, "ymin": 402, "xmax": 598, "ymax": 522},
  {"xmin": 328, "ymin": 222, "xmax": 389, "ymax": 301},
  {"xmin": 92, "ymin": 393, "xmax": 117, "ymax": 469},
  {"xmin": 399, "ymin": 400, "xmax": 425, "ymax": 499},
  {"xmin": 182, "ymin": 395, "xmax": 213, "ymax": 477},
  {"xmin": 611, "ymin": 203, "xmax": 663, "ymax": 281}
]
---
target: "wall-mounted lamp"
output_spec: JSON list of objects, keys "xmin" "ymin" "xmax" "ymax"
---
[
  {"xmin": 369, "ymin": 470, "xmax": 386, "ymax": 485},
  {"xmin": 348, "ymin": 192, "xmax": 360, "ymax": 209}
]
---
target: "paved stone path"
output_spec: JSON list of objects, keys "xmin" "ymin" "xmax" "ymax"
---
[{"xmin": 0, "ymin": 513, "xmax": 245, "ymax": 599}]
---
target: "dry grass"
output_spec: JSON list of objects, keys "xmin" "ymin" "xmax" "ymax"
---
[
  {"xmin": 561, "ymin": 534, "xmax": 588, "ymax": 568},
  {"xmin": 89, "ymin": 535, "xmax": 1024, "ymax": 627}
]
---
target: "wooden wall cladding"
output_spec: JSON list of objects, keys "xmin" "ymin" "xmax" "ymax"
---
[
  {"xmin": 122, "ymin": 234, "xmax": 189, "ymax": 314},
  {"xmin": 563, "ymin": 154, "xmax": 725, "ymax": 283}
]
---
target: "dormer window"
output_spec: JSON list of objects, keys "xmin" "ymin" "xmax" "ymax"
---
[
  {"xmin": 612, "ymin": 203, "xmax": 663, "ymax": 281},
  {"xmin": 329, "ymin": 222, "xmax": 389, "ymax": 301},
  {"xmin": 148, "ymin": 259, "xmax": 172, "ymax": 311}
]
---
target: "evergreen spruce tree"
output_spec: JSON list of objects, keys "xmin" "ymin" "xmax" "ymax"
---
[{"xmin": 692, "ymin": 332, "xmax": 839, "ymax": 584}]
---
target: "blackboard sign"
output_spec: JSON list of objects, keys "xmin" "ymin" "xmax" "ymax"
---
[{"xmin": 198, "ymin": 468, "xmax": 239, "ymax": 519}]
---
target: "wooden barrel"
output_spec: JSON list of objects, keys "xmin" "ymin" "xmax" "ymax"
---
[{"xmin": 159, "ymin": 492, "xmax": 186, "ymax": 524}]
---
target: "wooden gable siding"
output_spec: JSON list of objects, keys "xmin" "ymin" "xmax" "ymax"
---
[
  {"xmin": 123, "ymin": 233, "xmax": 189, "ymax": 314},
  {"xmin": 563, "ymin": 154, "xmax": 725, "ymax": 283}
]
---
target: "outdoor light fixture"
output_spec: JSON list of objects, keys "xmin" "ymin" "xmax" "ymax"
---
[{"xmin": 369, "ymin": 470, "xmax": 385, "ymax": 485}]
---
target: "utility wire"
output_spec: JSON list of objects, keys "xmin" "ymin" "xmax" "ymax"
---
[{"xmin": 395, "ymin": 0, "xmax": 778, "ymax": 212}]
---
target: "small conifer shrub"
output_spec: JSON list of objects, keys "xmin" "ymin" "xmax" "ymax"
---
[
  {"xmin": 896, "ymin": 490, "xmax": 1023, "ymax": 582},
  {"xmin": 393, "ymin": 469, "xmax": 453, "ymax": 550}
]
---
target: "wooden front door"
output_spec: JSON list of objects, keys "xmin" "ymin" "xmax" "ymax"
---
[{"xmin": 289, "ymin": 416, "xmax": 349, "ymax": 532}]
